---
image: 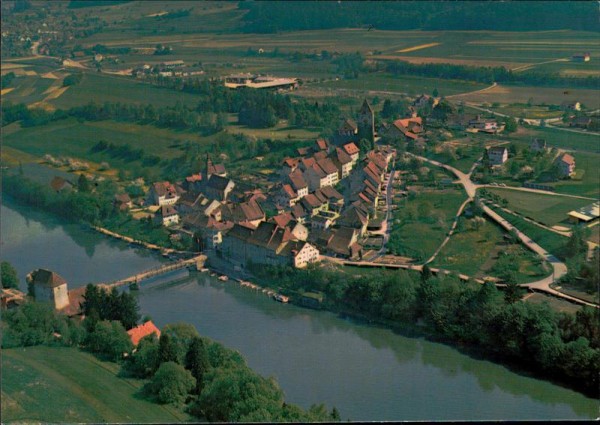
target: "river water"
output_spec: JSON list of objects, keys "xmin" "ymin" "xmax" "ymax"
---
[{"xmin": 1, "ymin": 200, "xmax": 597, "ymax": 421}]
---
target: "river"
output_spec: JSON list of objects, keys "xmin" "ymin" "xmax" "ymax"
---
[{"xmin": 1, "ymin": 200, "xmax": 597, "ymax": 421}]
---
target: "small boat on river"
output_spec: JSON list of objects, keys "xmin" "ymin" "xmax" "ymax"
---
[{"xmin": 273, "ymin": 294, "xmax": 289, "ymax": 303}]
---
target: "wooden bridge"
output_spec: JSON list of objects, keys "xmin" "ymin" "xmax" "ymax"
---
[{"xmin": 101, "ymin": 255, "xmax": 206, "ymax": 290}]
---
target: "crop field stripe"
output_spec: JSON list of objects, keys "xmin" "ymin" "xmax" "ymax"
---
[{"xmin": 396, "ymin": 43, "xmax": 441, "ymax": 53}]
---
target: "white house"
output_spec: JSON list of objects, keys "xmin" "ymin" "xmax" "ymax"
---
[{"xmin": 487, "ymin": 146, "xmax": 508, "ymax": 166}]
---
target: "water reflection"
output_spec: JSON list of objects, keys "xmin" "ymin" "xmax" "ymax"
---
[
  {"xmin": 137, "ymin": 274, "xmax": 598, "ymax": 421},
  {"xmin": 0, "ymin": 200, "xmax": 165, "ymax": 288}
]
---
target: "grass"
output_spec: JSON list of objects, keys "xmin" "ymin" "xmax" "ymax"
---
[
  {"xmin": 1, "ymin": 346, "xmax": 187, "ymax": 423},
  {"xmin": 488, "ymin": 205, "xmax": 570, "ymax": 259},
  {"xmin": 524, "ymin": 292, "xmax": 582, "ymax": 314},
  {"xmin": 388, "ymin": 188, "xmax": 467, "ymax": 261},
  {"xmin": 312, "ymin": 73, "xmax": 487, "ymax": 97},
  {"xmin": 50, "ymin": 72, "xmax": 202, "ymax": 109},
  {"xmin": 431, "ymin": 218, "xmax": 550, "ymax": 282},
  {"xmin": 528, "ymin": 126, "xmax": 600, "ymax": 153},
  {"xmin": 486, "ymin": 188, "xmax": 592, "ymax": 226},
  {"xmin": 546, "ymin": 152, "xmax": 600, "ymax": 197},
  {"xmin": 454, "ymin": 84, "xmax": 600, "ymax": 110},
  {"xmin": 488, "ymin": 103, "xmax": 564, "ymax": 119},
  {"xmin": 2, "ymin": 76, "xmax": 56, "ymax": 105},
  {"xmin": 2, "ymin": 118, "xmax": 206, "ymax": 175}
]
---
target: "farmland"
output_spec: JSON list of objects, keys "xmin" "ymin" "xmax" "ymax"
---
[
  {"xmin": 310, "ymin": 74, "xmax": 488, "ymax": 97},
  {"xmin": 50, "ymin": 72, "xmax": 202, "ymax": 109},
  {"xmin": 1, "ymin": 346, "xmax": 187, "ymax": 423}
]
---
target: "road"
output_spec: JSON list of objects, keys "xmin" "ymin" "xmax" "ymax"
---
[{"xmin": 407, "ymin": 153, "xmax": 598, "ymax": 308}]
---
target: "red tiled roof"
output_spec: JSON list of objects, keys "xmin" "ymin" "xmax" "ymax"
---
[
  {"xmin": 273, "ymin": 212, "xmax": 293, "ymax": 228},
  {"xmin": 316, "ymin": 138, "xmax": 329, "ymax": 150},
  {"xmin": 289, "ymin": 170, "xmax": 308, "ymax": 191},
  {"xmin": 282, "ymin": 184, "xmax": 297, "ymax": 198},
  {"xmin": 343, "ymin": 143, "xmax": 360, "ymax": 156},
  {"xmin": 561, "ymin": 153, "xmax": 575, "ymax": 165},
  {"xmin": 317, "ymin": 158, "xmax": 338, "ymax": 176},
  {"xmin": 185, "ymin": 174, "xmax": 202, "ymax": 183},
  {"xmin": 127, "ymin": 321, "xmax": 161, "ymax": 346},
  {"xmin": 314, "ymin": 151, "xmax": 328, "ymax": 161}
]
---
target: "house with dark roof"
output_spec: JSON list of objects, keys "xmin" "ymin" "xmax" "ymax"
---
[
  {"xmin": 155, "ymin": 205, "xmax": 179, "ymax": 226},
  {"xmin": 530, "ymin": 138, "xmax": 548, "ymax": 153},
  {"xmin": 114, "ymin": 193, "xmax": 133, "ymax": 211},
  {"xmin": 300, "ymin": 193, "xmax": 328, "ymax": 216},
  {"xmin": 178, "ymin": 192, "xmax": 208, "ymax": 215},
  {"xmin": 331, "ymin": 147, "xmax": 354, "ymax": 179},
  {"xmin": 26, "ymin": 269, "xmax": 69, "ymax": 310},
  {"xmin": 50, "ymin": 176, "xmax": 74, "ymax": 193},
  {"xmin": 337, "ymin": 205, "xmax": 369, "ymax": 235},
  {"xmin": 288, "ymin": 169, "xmax": 309, "ymax": 198},
  {"xmin": 205, "ymin": 175, "xmax": 235, "ymax": 202},
  {"xmin": 221, "ymin": 199, "xmax": 265, "ymax": 228},
  {"xmin": 221, "ymin": 222, "xmax": 319, "ymax": 269},
  {"xmin": 326, "ymin": 227, "xmax": 362, "ymax": 260},
  {"xmin": 148, "ymin": 181, "xmax": 180, "ymax": 206},
  {"xmin": 487, "ymin": 146, "xmax": 508, "ymax": 166}
]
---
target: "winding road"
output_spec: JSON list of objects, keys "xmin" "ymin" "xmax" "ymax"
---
[{"xmin": 406, "ymin": 153, "xmax": 597, "ymax": 308}]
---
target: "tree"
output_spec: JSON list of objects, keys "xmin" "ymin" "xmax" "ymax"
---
[
  {"xmin": 432, "ymin": 88, "xmax": 439, "ymax": 97},
  {"xmin": 1, "ymin": 261, "xmax": 19, "ymax": 289},
  {"xmin": 149, "ymin": 361, "xmax": 195, "ymax": 404},
  {"xmin": 77, "ymin": 173, "xmax": 90, "ymax": 192},
  {"xmin": 158, "ymin": 333, "xmax": 179, "ymax": 366},
  {"xmin": 86, "ymin": 320, "xmax": 133, "ymax": 361},
  {"xmin": 162, "ymin": 323, "xmax": 200, "ymax": 364},
  {"xmin": 185, "ymin": 337, "xmax": 210, "ymax": 394},
  {"xmin": 125, "ymin": 334, "xmax": 160, "ymax": 378}
]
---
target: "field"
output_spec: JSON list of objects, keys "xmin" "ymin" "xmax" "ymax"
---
[
  {"xmin": 547, "ymin": 152, "xmax": 600, "ymax": 197},
  {"xmin": 488, "ymin": 205, "xmax": 570, "ymax": 259},
  {"xmin": 50, "ymin": 72, "xmax": 202, "ymax": 109},
  {"xmin": 388, "ymin": 188, "xmax": 467, "ymax": 261},
  {"xmin": 1, "ymin": 346, "xmax": 187, "ymax": 423},
  {"xmin": 1, "ymin": 119, "xmax": 203, "ymax": 178},
  {"xmin": 536, "ymin": 127, "xmax": 600, "ymax": 153},
  {"xmin": 431, "ymin": 218, "xmax": 550, "ymax": 282},
  {"xmin": 485, "ymin": 188, "xmax": 593, "ymax": 227},
  {"xmin": 452, "ymin": 84, "xmax": 600, "ymax": 109},
  {"xmin": 488, "ymin": 103, "xmax": 564, "ymax": 120},
  {"xmin": 310, "ymin": 73, "xmax": 488, "ymax": 97}
]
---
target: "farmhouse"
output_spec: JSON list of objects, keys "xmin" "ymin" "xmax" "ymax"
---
[
  {"xmin": 26, "ymin": 269, "xmax": 70, "ymax": 310},
  {"xmin": 556, "ymin": 153, "xmax": 576, "ymax": 178},
  {"xmin": 530, "ymin": 138, "xmax": 548, "ymax": 152},
  {"xmin": 487, "ymin": 146, "xmax": 508, "ymax": 166},
  {"xmin": 571, "ymin": 53, "xmax": 590, "ymax": 62},
  {"xmin": 567, "ymin": 202, "xmax": 599, "ymax": 224},
  {"xmin": 127, "ymin": 321, "xmax": 161, "ymax": 346},
  {"xmin": 385, "ymin": 116, "xmax": 423, "ymax": 141},
  {"xmin": 560, "ymin": 101, "xmax": 581, "ymax": 111}
]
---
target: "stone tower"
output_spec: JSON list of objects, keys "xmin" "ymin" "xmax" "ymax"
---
[
  {"xmin": 26, "ymin": 269, "xmax": 69, "ymax": 310},
  {"xmin": 357, "ymin": 99, "xmax": 375, "ymax": 142}
]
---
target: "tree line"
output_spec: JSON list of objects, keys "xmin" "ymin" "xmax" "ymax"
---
[
  {"xmin": 251, "ymin": 264, "xmax": 599, "ymax": 397},
  {"xmin": 386, "ymin": 61, "xmax": 600, "ymax": 89},
  {"xmin": 239, "ymin": 1, "xmax": 598, "ymax": 33},
  {"xmin": 1, "ymin": 288, "xmax": 340, "ymax": 422}
]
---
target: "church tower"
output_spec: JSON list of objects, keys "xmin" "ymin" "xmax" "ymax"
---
[{"xmin": 357, "ymin": 99, "xmax": 375, "ymax": 142}]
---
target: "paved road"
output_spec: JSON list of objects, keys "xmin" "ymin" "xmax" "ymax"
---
[{"xmin": 407, "ymin": 154, "xmax": 598, "ymax": 308}]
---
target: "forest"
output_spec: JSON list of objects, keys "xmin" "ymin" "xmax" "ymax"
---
[{"xmin": 240, "ymin": 1, "xmax": 598, "ymax": 33}]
